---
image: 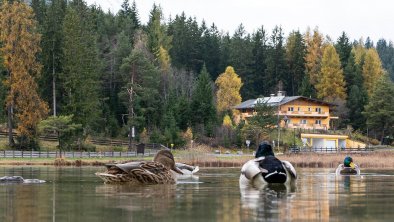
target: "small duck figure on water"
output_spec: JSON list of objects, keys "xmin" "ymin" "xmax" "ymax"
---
[
  {"xmin": 239, "ymin": 141, "xmax": 297, "ymax": 188},
  {"xmin": 96, "ymin": 149, "xmax": 185, "ymax": 185},
  {"xmin": 335, "ymin": 156, "xmax": 360, "ymax": 176}
]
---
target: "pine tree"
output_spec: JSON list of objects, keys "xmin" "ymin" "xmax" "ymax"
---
[
  {"xmin": 265, "ymin": 26, "xmax": 289, "ymax": 94},
  {"xmin": 0, "ymin": 1, "xmax": 49, "ymax": 147},
  {"xmin": 346, "ymin": 85, "xmax": 367, "ymax": 129},
  {"xmin": 363, "ymin": 74, "xmax": 394, "ymax": 142},
  {"xmin": 120, "ymin": 31, "xmax": 161, "ymax": 133},
  {"xmin": 286, "ymin": 30, "xmax": 306, "ymax": 96},
  {"xmin": 146, "ymin": 4, "xmax": 171, "ymax": 59},
  {"xmin": 116, "ymin": 0, "xmax": 139, "ymax": 43},
  {"xmin": 250, "ymin": 26, "xmax": 268, "ymax": 97},
  {"xmin": 362, "ymin": 48, "xmax": 384, "ymax": 96},
  {"xmin": 228, "ymin": 24, "xmax": 253, "ymax": 98},
  {"xmin": 215, "ymin": 66, "xmax": 243, "ymax": 113},
  {"xmin": 61, "ymin": 4, "xmax": 100, "ymax": 130},
  {"xmin": 315, "ymin": 45, "xmax": 346, "ymax": 102},
  {"xmin": 168, "ymin": 13, "xmax": 204, "ymax": 73},
  {"xmin": 40, "ymin": 0, "xmax": 67, "ymax": 116},
  {"xmin": 201, "ymin": 23, "xmax": 221, "ymax": 80},
  {"xmin": 335, "ymin": 31, "xmax": 352, "ymax": 69},
  {"xmin": 190, "ymin": 64, "xmax": 217, "ymax": 135},
  {"xmin": 343, "ymin": 52, "xmax": 363, "ymax": 93},
  {"xmin": 376, "ymin": 39, "xmax": 394, "ymax": 81}
]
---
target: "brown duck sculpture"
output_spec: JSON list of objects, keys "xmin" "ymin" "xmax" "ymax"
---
[{"xmin": 95, "ymin": 150, "xmax": 183, "ymax": 184}]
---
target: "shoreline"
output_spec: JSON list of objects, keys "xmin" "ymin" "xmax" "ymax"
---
[{"xmin": 1, "ymin": 151, "xmax": 394, "ymax": 168}]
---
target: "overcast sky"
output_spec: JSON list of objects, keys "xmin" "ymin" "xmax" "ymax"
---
[{"xmin": 85, "ymin": 0, "xmax": 393, "ymax": 43}]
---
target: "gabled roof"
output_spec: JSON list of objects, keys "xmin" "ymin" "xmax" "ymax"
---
[{"xmin": 234, "ymin": 96, "xmax": 333, "ymax": 109}]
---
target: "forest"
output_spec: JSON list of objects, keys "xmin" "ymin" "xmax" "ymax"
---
[{"xmin": 0, "ymin": 0, "xmax": 393, "ymax": 150}]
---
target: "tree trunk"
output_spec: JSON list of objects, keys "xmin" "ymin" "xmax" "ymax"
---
[
  {"xmin": 52, "ymin": 40, "xmax": 57, "ymax": 117},
  {"xmin": 7, "ymin": 104, "xmax": 14, "ymax": 147}
]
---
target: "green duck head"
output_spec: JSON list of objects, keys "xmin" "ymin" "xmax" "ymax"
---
[
  {"xmin": 255, "ymin": 141, "xmax": 275, "ymax": 158},
  {"xmin": 344, "ymin": 156, "xmax": 355, "ymax": 169}
]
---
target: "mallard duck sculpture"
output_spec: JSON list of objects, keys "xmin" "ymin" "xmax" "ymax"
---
[
  {"xmin": 335, "ymin": 156, "xmax": 360, "ymax": 176},
  {"xmin": 239, "ymin": 141, "xmax": 297, "ymax": 188},
  {"xmin": 95, "ymin": 150, "xmax": 184, "ymax": 184}
]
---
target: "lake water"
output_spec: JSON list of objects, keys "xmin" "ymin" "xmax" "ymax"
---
[{"xmin": 1, "ymin": 166, "xmax": 394, "ymax": 222}]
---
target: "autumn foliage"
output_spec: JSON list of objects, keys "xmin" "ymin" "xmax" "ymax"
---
[
  {"xmin": 0, "ymin": 2, "xmax": 48, "ymax": 140},
  {"xmin": 215, "ymin": 66, "xmax": 242, "ymax": 113}
]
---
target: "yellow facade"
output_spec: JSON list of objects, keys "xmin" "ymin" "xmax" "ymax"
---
[{"xmin": 237, "ymin": 97, "xmax": 337, "ymax": 130}]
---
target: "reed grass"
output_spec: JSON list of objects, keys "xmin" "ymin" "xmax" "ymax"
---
[{"xmin": 1, "ymin": 144, "xmax": 394, "ymax": 168}]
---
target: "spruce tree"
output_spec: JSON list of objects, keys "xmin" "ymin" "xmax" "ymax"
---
[
  {"xmin": 250, "ymin": 26, "xmax": 268, "ymax": 97},
  {"xmin": 61, "ymin": 4, "xmax": 101, "ymax": 131},
  {"xmin": 265, "ymin": 26, "xmax": 289, "ymax": 94},
  {"xmin": 335, "ymin": 31, "xmax": 352, "ymax": 70},
  {"xmin": 190, "ymin": 64, "xmax": 217, "ymax": 136},
  {"xmin": 286, "ymin": 30, "xmax": 306, "ymax": 96},
  {"xmin": 363, "ymin": 74, "xmax": 394, "ymax": 142}
]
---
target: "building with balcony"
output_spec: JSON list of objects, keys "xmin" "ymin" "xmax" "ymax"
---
[{"xmin": 234, "ymin": 91, "xmax": 338, "ymax": 130}]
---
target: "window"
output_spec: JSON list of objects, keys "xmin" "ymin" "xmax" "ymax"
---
[
  {"xmin": 300, "ymin": 119, "xmax": 307, "ymax": 124},
  {"xmin": 297, "ymin": 107, "xmax": 301, "ymax": 111},
  {"xmin": 288, "ymin": 107, "xmax": 294, "ymax": 111},
  {"xmin": 308, "ymin": 107, "xmax": 311, "ymax": 111},
  {"xmin": 315, "ymin": 120, "xmax": 321, "ymax": 125},
  {"xmin": 316, "ymin": 107, "xmax": 321, "ymax": 113}
]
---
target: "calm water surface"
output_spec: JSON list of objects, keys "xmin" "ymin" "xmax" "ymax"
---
[{"xmin": 1, "ymin": 166, "xmax": 394, "ymax": 222}]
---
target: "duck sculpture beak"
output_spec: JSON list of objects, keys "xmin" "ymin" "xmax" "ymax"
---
[
  {"xmin": 172, "ymin": 166, "xmax": 184, "ymax": 175},
  {"xmin": 349, "ymin": 162, "xmax": 356, "ymax": 169}
]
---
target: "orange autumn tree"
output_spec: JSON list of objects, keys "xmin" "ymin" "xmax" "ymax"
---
[{"xmin": 0, "ymin": 1, "xmax": 48, "ymax": 148}]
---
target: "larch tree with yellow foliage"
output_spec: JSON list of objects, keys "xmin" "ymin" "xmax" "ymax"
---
[
  {"xmin": 362, "ymin": 48, "xmax": 384, "ymax": 96},
  {"xmin": 0, "ymin": 1, "xmax": 48, "ymax": 148},
  {"xmin": 304, "ymin": 27, "xmax": 324, "ymax": 86},
  {"xmin": 215, "ymin": 66, "xmax": 243, "ymax": 113},
  {"xmin": 315, "ymin": 45, "xmax": 347, "ymax": 102}
]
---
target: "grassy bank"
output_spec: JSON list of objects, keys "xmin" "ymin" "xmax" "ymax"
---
[{"xmin": 1, "ymin": 143, "xmax": 393, "ymax": 168}]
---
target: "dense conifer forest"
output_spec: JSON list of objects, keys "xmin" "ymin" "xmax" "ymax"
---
[{"xmin": 0, "ymin": 0, "xmax": 393, "ymax": 149}]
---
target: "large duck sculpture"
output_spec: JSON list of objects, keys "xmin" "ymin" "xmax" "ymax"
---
[
  {"xmin": 335, "ymin": 156, "xmax": 360, "ymax": 176},
  {"xmin": 239, "ymin": 141, "xmax": 297, "ymax": 188},
  {"xmin": 96, "ymin": 150, "xmax": 184, "ymax": 185}
]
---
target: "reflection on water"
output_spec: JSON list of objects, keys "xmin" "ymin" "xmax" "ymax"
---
[{"xmin": 2, "ymin": 167, "xmax": 394, "ymax": 221}]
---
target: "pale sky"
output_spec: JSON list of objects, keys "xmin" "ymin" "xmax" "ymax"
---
[{"xmin": 85, "ymin": 0, "xmax": 393, "ymax": 43}]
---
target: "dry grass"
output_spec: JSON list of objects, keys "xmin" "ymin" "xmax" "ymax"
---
[
  {"xmin": 279, "ymin": 151, "xmax": 394, "ymax": 168},
  {"xmin": 1, "ymin": 145, "xmax": 394, "ymax": 169}
]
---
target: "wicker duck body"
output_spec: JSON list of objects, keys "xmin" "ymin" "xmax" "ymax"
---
[{"xmin": 95, "ymin": 150, "xmax": 183, "ymax": 184}]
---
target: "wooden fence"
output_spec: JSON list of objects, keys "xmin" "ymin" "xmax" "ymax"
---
[
  {"xmin": 0, "ymin": 150, "xmax": 160, "ymax": 158},
  {"xmin": 288, "ymin": 146, "xmax": 374, "ymax": 153}
]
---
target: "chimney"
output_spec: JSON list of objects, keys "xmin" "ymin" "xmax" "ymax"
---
[{"xmin": 277, "ymin": 91, "xmax": 286, "ymax": 97}]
